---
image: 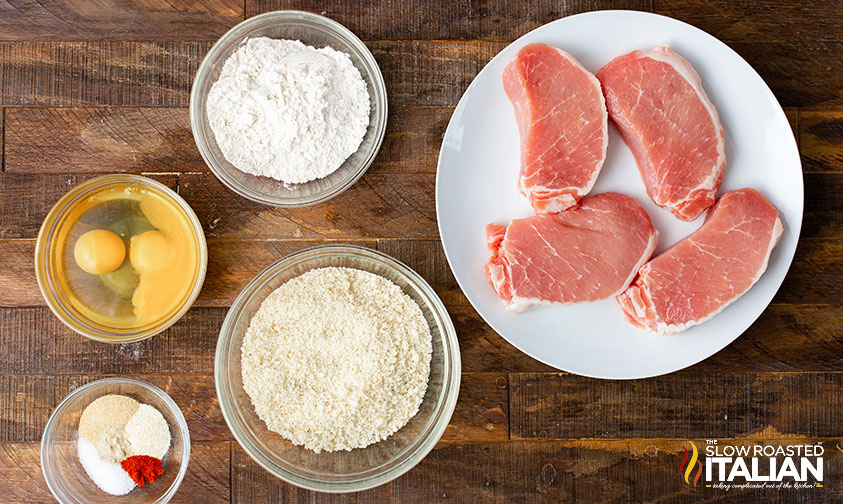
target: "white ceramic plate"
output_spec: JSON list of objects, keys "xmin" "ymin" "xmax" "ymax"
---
[{"xmin": 436, "ymin": 10, "xmax": 803, "ymax": 379}]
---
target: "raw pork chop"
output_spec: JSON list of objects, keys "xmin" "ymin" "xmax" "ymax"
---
[
  {"xmin": 503, "ymin": 43, "xmax": 608, "ymax": 214},
  {"xmin": 485, "ymin": 192, "xmax": 658, "ymax": 313},
  {"xmin": 617, "ymin": 188, "xmax": 782, "ymax": 335},
  {"xmin": 597, "ymin": 46, "xmax": 725, "ymax": 221}
]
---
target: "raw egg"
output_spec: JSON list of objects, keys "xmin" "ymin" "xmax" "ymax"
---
[
  {"xmin": 130, "ymin": 230, "xmax": 171, "ymax": 272},
  {"xmin": 73, "ymin": 229, "xmax": 126, "ymax": 275}
]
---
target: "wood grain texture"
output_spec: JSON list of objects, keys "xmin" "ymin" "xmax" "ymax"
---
[
  {"xmin": 231, "ymin": 443, "xmax": 394, "ymax": 503},
  {"xmin": 0, "ymin": 172, "xmax": 436, "ymax": 240},
  {"xmin": 509, "ymin": 372, "xmax": 843, "ymax": 439},
  {"xmin": 246, "ymin": 0, "xmax": 653, "ymax": 41},
  {"xmin": 0, "ymin": 104, "xmax": 807, "ymax": 176},
  {"xmin": 1, "ymin": 303, "xmax": 842, "ymax": 375},
  {"xmin": 728, "ymin": 41, "xmax": 843, "ymax": 107},
  {"xmin": 654, "ymin": 0, "xmax": 843, "ymax": 42},
  {"xmin": 801, "ymin": 108, "xmax": 843, "ymax": 172},
  {"xmin": 773, "ymin": 239, "xmax": 843, "ymax": 304},
  {"xmin": 233, "ymin": 438, "xmax": 843, "ymax": 503},
  {"xmin": 180, "ymin": 172, "xmax": 437, "ymax": 239},
  {"xmin": 0, "ymin": 41, "xmax": 210, "ymax": 107},
  {"xmin": 0, "ymin": 374, "xmax": 228, "ymax": 442},
  {"xmin": 5, "ymin": 108, "xmax": 205, "ymax": 174},
  {"xmin": 0, "ymin": 373, "xmax": 507, "ymax": 446},
  {"xmin": 0, "ymin": 441, "xmax": 231, "ymax": 504},
  {"xmin": 0, "ymin": 2, "xmax": 840, "ymax": 502},
  {"xmin": 0, "ymin": 307, "xmax": 221, "ymax": 374},
  {"xmin": 803, "ymin": 174, "xmax": 843, "ymax": 238},
  {"xmin": 0, "ymin": 41, "xmax": 839, "ymax": 108},
  {"xmin": 443, "ymin": 373, "xmax": 509, "ymax": 443},
  {"xmin": 3, "ymin": 172, "xmax": 841, "ymax": 245},
  {"xmin": 4, "ymin": 106, "xmax": 448, "ymax": 174},
  {"xmin": 0, "ymin": 0, "xmax": 243, "ymax": 41},
  {"xmin": 3, "ymin": 236, "xmax": 842, "ymax": 308}
]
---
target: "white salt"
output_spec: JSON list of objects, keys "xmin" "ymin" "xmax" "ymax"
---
[{"xmin": 77, "ymin": 438, "xmax": 136, "ymax": 496}]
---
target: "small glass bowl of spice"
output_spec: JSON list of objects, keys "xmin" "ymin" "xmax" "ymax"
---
[{"xmin": 41, "ymin": 378, "xmax": 190, "ymax": 503}]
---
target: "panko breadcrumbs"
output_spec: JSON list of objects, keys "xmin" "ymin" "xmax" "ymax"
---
[{"xmin": 240, "ymin": 266, "xmax": 432, "ymax": 453}]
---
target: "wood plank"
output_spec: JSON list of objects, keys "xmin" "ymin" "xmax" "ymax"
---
[
  {"xmin": 441, "ymin": 373, "xmax": 508, "ymax": 443},
  {"xmin": 0, "ymin": 41, "xmax": 838, "ymax": 108},
  {"xmin": 368, "ymin": 40, "xmax": 505, "ymax": 107},
  {"xmin": 0, "ymin": 41, "xmax": 210, "ymax": 107},
  {"xmin": 0, "ymin": 0, "xmax": 243, "ymax": 41},
  {"xmin": 509, "ymin": 372, "xmax": 843, "ymax": 440},
  {"xmin": 376, "ymin": 239, "xmax": 464, "ymax": 305},
  {"xmin": 0, "ymin": 104, "xmax": 814, "ymax": 182},
  {"xmin": 0, "ymin": 307, "xmax": 220, "ymax": 374},
  {"xmin": 246, "ymin": 0, "xmax": 652, "ymax": 41},
  {"xmin": 231, "ymin": 443, "xmax": 394, "ymax": 503},
  {"xmin": 0, "ymin": 171, "xmax": 436, "ymax": 240},
  {"xmin": 6, "ymin": 235, "xmax": 841, "ymax": 308},
  {"xmin": 2, "ymin": 228, "xmax": 842, "ymax": 310},
  {"xmin": 0, "ymin": 441, "xmax": 230, "ymax": 504},
  {"xmin": 180, "ymin": 172, "xmax": 437, "ymax": 239},
  {"xmin": 654, "ymin": 0, "xmax": 843, "ymax": 42},
  {"xmin": 0, "ymin": 239, "xmax": 376, "ymax": 308},
  {"xmin": 3, "ymin": 303, "xmax": 841, "ymax": 376},
  {"xmin": 0, "ymin": 374, "xmax": 229, "ymax": 442},
  {"xmin": 800, "ymin": 108, "xmax": 843, "ymax": 173},
  {"xmin": 0, "ymin": 442, "xmax": 56, "ymax": 503},
  {"xmin": 0, "ymin": 373, "xmax": 507, "ymax": 445},
  {"xmin": 173, "ymin": 442, "xmax": 230, "ymax": 504},
  {"xmin": 5, "ymin": 108, "xmax": 205, "ymax": 174},
  {"xmin": 728, "ymin": 41, "xmax": 843, "ymax": 107},
  {"xmin": 233, "ymin": 438, "xmax": 843, "ymax": 503},
  {"xmin": 4, "ymin": 171, "xmax": 841, "ymax": 243},
  {"xmin": 4, "ymin": 106, "xmax": 448, "ymax": 174},
  {"xmin": 700, "ymin": 304, "xmax": 843, "ymax": 372},
  {"xmin": 802, "ymin": 173, "xmax": 843, "ymax": 238},
  {"xmin": 0, "ymin": 306, "xmax": 524, "ymax": 375},
  {"xmin": 773, "ymin": 239, "xmax": 843, "ymax": 304},
  {"xmin": 6, "ymin": 166, "xmax": 839, "ymax": 239}
]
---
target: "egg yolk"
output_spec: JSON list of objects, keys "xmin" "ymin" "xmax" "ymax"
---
[
  {"xmin": 129, "ymin": 230, "xmax": 171, "ymax": 273},
  {"xmin": 73, "ymin": 229, "xmax": 126, "ymax": 275}
]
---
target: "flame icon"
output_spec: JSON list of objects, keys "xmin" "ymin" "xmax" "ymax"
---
[{"xmin": 680, "ymin": 441, "xmax": 703, "ymax": 487}]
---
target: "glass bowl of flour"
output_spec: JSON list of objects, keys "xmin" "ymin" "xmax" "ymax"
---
[
  {"xmin": 215, "ymin": 245, "xmax": 461, "ymax": 492},
  {"xmin": 191, "ymin": 11, "xmax": 387, "ymax": 206}
]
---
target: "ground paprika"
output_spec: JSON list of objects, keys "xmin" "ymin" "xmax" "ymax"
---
[{"xmin": 120, "ymin": 455, "xmax": 163, "ymax": 486}]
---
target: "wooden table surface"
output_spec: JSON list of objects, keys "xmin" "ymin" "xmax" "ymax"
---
[{"xmin": 0, "ymin": 1, "xmax": 840, "ymax": 502}]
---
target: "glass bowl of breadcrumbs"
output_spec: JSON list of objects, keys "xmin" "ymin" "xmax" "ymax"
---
[{"xmin": 215, "ymin": 244, "xmax": 461, "ymax": 492}]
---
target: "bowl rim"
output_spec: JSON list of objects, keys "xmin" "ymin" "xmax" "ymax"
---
[
  {"xmin": 34, "ymin": 174, "xmax": 208, "ymax": 344},
  {"xmin": 40, "ymin": 377, "xmax": 191, "ymax": 504},
  {"xmin": 214, "ymin": 244, "xmax": 461, "ymax": 492},
  {"xmin": 189, "ymin": 10, "xmax": 389, "ymax": 207}
]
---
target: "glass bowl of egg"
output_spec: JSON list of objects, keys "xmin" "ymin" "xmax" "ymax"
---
[
  {"xmin": 190, "ymin": 10, "xmax": 388, "ymax": 206},
  {"xmin": 35, "ymin": 174, "xmax": 208, "ymax": 343}
]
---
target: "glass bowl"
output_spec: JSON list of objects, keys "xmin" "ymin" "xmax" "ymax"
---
[
  {"xmin": 41, "ymin": 378, "xmax": 191, "ymax": 504},
  {"xmin": 35, "ymin": 174, "xmax": 208, "ymax": 344},
  {"xmin": 190, "ymin": 10, "xmax": 388, "ymax": 206},
  {"xmin": 215, "ymin": 245, "xmax": 460, "ymax": 492}
]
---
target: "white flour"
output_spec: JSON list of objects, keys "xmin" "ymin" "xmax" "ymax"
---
[{"xmin": 207, "ymin": 38, "xmax": 370, "ymax": 184}]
